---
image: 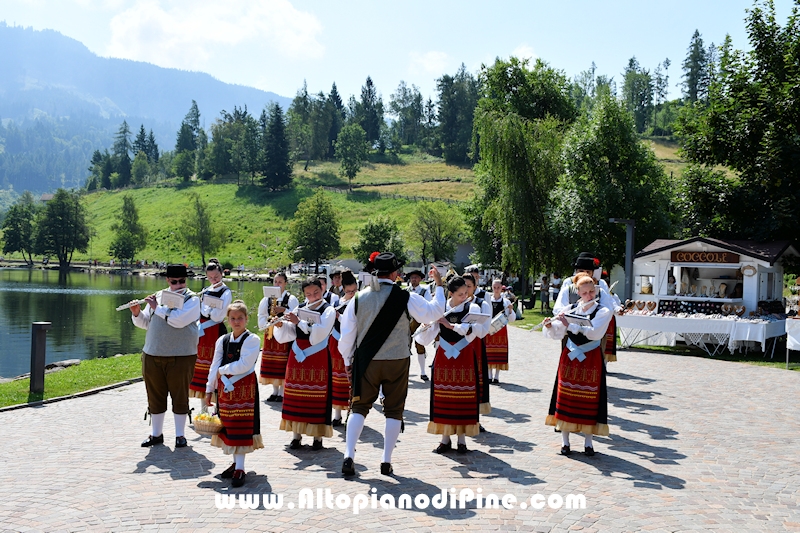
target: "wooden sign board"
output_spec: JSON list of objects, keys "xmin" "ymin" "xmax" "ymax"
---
[{"xmin": 670, "ymin": 251, "xmax": 740, "ymax": 264}]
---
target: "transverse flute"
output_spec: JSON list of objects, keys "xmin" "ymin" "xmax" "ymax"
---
[{"xmin": 116, "ymin": 299, "xmax": 148, "ymax": 311}]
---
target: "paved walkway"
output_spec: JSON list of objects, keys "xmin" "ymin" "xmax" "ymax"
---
[{"xmin": 1, "ymin": 327, "xmax": 799, "ymax": 532}]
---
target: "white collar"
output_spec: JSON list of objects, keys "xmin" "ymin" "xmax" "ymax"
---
[{"xmin": 230, "ymin": 330, "xmax": 250, "ymax": 342}]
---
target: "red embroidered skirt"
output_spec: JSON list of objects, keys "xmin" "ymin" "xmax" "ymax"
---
[
  {"xmin": 427, "ymin": 341, "xmax": 480, "ymax": 436},
  {"xmin": 485, "ymin": 326, "xmax": 509, "ymax": 370},
  {"xmin": 604, "ymin": 316, "xmax": 617, "ymax": 362},
  {"xmin": 280, "ymin": 338, "xmax": 333, "ymax": 438},
  {"xmin": 259, "ymin": 332, "xmax": 291, "ymax": 386},
  {"xmin": 545, "ymin": 342, "xmax": 609, "ymax": 435},
  {"xmin": 328, "ymin": 333, "xmax": 350, "ymax": 409},
  {"xmin": 189, "ymin": 318, "xmax": 223, "ymax": 398},
  {"xmin": 212, "ymin": 371, "xmax": 263, "ymax": 454}
]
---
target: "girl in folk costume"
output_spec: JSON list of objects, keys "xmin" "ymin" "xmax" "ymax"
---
[
  {"xmin": 485, "ymin": 279, "xmax": 517, "ymax": 384},
  {"xmin": 320, "ymin": 277, "xmax": 340, "ymax": 307},
  {"xmin": 205, "ymin": 301, "xmax": 263, "ymax": 488},
  {"xmin": 273, "ymin": 277, "xmax": 336, "ymax": 450},
  {"xmin": 416, "ymin": 276, "xmax": 481, "ymax": 454},
  {"xmin": 328, "ymin": 270, "xmax": 358, "ymax": 426},
  {"xmin": 406, "ymin": 269, "xmax": 432, "ymax": 382},
  {"xmin": 463, "ymin": 273, "xmax": 492, "ymax": 419},
  {"xmin": 543, "ymin": 273, "xmax": 612, "ymax": 457},
  {"xmin": 190, "ymin": 259, "xmax": 232, "ymax": 408},
  {"xmin": 257, "ymin": 272, "xmax": 299, "ymax": 402}
]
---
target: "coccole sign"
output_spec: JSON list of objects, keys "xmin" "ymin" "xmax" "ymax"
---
[{"xmin": 670, "ymin": 251, "xmax": 740, "ymax": 264}]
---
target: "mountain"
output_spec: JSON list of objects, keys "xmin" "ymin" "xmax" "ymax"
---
[{"xmin": 0, "ymin": 22, "xmax": 292, "ymax": 194}]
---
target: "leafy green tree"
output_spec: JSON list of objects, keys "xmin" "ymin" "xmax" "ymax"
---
[
  {"xmin": 179, "ymin": 193, "xmax": 226, "ymax": 266},
  {"xmin": 131, "ymin": 151, "xmax": 150, "ymax": 185},
  {"xmin": 1, "ymin": 191, "xmax": 37, "ymax": 264},
  {"xmin": 260, "ymin": 102, "xmax": 292, "ymax": 190},
  {"xmin": 473, "ymin": 56, "xmax": 576, "ymax": 274},
  {"xmin": 389, "ymin": 81, "xmax": 424, "ymax": 145},
  {"xmin": 550, "ymin": 95, "xmax": 674, "ymax": 269},
  {"xmin": 109, "ymin": 194, "xmax": 148, "ymax": 261},
  {"xmin": 408, "ymin": 201, "xmax": 464, "ymax": 264},
  {"xmin": 352, "ymin": 215, "xmax": 408, "ymax": 265},
  {"xmin": 676, "ymin": 2, "xmax": 800, "ymax": 241},
  {"xmin": 289, "ymin": 190, "xmax": 341, "ymax": 273},
  {"xmin": 335, "ymin": 123, "xmax": 369, "ymax": 191},
  {"xmin": 675, "ymin": 164, "xmax": 737, "ymax": 238},
  {"xmin": 621, "ymin": 56, "xmax": 654, "ymax": 133},
  {"xmin": 436, "ymin": 64, "xmax": 479, "ymax": 163},
  {"xmin": 33, "ymin": 189, "xmax": 91, "ymax": 271},
  {"xmin": 172, "ymin": 151, "xmax": 194, "ymax": 181}
]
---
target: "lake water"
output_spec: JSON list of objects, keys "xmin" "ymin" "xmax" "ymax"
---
[{"xmin": 0, "ymin": 268, "xmax": 280, "ymax": 379}]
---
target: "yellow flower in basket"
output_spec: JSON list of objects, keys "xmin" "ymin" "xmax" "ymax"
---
[{"xmin": 193, "ymin": 413, "xmax": 223, "ymax": 436}]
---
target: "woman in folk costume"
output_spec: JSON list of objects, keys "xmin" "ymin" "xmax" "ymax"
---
[
  {"xmin": 328, "ymin": 270, "xmax": 358, "ymax": 426},
  {"xmin": 543, "ymin": 273, "xmax": 612, "ymax": 457},
  {"xmin": 601, "ymin": 270, "xmax": 620, "ymax": 363},
  {"xmin": 416, "ymin": 276, "xmax": 481, "ymax": 454},
  {"xmin": 273, "ymin": 277, "xmax": 336, "ymax": 450},
  {"xmin": 485, "ymin": 279, "xmax": 517, "ymax": 384},
  {"xmin": 189, "ymin": 259, "xmax": 232, "ymax": 408},
  {"xmin": 205, "ymin": 300, "xmax": 263, "ymax": 488},
  {"xmin": 462, "ymin": 273, "xmax": 492, "ymax": 420},
  {"xmin": 257, "ymin": 272, "xmax": 299, "ymax": 402}
]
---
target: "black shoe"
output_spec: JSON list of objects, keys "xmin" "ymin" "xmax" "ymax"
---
[
  {"xmin": 289, "ymin": 438, "xmax": 302, "ymax": 450},
  {"xmin": 331, "ymin": 418, "xmax": 342, "ymax": 427},
  {"xmin": 433, "ymin": 442, "xmax": 452, "ymax": 454},
  {"xmin": 560, "ymin": 445, "xmax": 571, "ymax": 456},
  {"xmin": 342, "ymin": 457, "xmax": 355, "ymax": 476},
  {"xmin": 141, "ymin": 434, "xmax": 164, "ymax": 447},
  {"xmin": 312, "ymin": 439, "xmax": 323, "ymax": 451},
  {"xmin": 220, "ymin": 462, "xmax": 236, "ymax": 479},
  {"xmin": 420, "ymin": 375, "xmax": 429, "ymax": 382},
  {"xmin": 175, "ymin": 436, "xmax": 188, "ymax": 448},
  {"xmin": 380, "ymin": 462, "xmax": 393, "ymax": 475},
  {"xmin": 491, "ymin": 379, "xmax": 499, "ymax": 385},
  {"xmin": 276, "ymin": 395, "xmax": 283, "ymax": 402},
  {"xmin": 479, "ymin": 424, "xmax": 487, "ymax": 433},
  {"xmin": 584, "ymin": 446, "xmax": 595, "ymax": 457},
  {"xmin": 266, "ymin": 394, "xmax": 278, "ymax": 402},
  {"xmin": 554, "ymin": 428, "xmax": 561, "ymax": 433},
  {"xmin": 231, "ymin": 470, "xmax": 246, "ymax": 488},
  {"xmin": 457, "ymin": 444, "xmax": 469, "ymax": 454}
]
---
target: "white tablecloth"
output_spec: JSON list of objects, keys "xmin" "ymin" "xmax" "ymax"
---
[
  {"xmin": 787, "ymin": 319, "xmax": 800, "ymax": 351},
  {"xmin": 617, "ymin": 315, "xmax": 786, "ymax": 353}
]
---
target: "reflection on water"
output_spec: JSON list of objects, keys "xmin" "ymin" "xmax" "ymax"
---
[{"xmin": 0, "ymin": 269, "xmax": 289, "ymax": 378}]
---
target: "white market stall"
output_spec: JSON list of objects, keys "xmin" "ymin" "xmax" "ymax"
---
[{"xmin": 616, "ymin": 237, "xmax": 798, "ymax": 355}]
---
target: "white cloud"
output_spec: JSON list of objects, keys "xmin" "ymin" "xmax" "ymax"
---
[
  {"xmin": 105, "ymin": 0, "xmax": 323, "ymax": 71},
  {"xmin": 512, "ymin": 44, "xmax": 537, "ymax": 62},
  {"xmin": 408, "ymin": 50, "xmax": 449, "ymax": 76}
]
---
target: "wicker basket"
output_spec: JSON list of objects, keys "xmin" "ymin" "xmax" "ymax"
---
[{"xmin": 193, "ymin": 416, "xmax": 224, "ymax": 436}]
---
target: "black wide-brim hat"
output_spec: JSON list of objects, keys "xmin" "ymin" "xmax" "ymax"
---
[
  {"xmin": 406, "ymin": 269, "xmax": 425, "ymax": 279},
  {"xmin": 372, "ymin": 252, "xmax": 404, "ymax": 274},
  {"xmin": 573, "ymin": 252, "xmax": 598, "ymax": 271},
  {"xmin": 166, "ymin": 264, "xmax": 188, "ymax": 278}
]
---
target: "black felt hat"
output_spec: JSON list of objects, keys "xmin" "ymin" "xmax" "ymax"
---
[
  {"xmin": 166, "ymin": 264, "xmax": 188, "ymax": 278},
  {"xmin": 573, "ymin": 252, "xmax": 599, "ymax": 271},
  {"xmin": 406, "ymin": 269, "xmax": 425, "ymax": 280},
  {"xmin": 373, "ymin": 253, "xmax": 403, "ymax": 274}
]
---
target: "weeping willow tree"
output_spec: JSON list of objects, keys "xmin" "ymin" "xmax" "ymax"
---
[{"xmin": 471, "ymin": 57, "xmax": 577, "ymax": 280}]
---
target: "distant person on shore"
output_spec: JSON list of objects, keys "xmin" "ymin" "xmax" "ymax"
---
[{"xmin": 129, "ymin": 264, "xmax": 200, "ymax": 449}]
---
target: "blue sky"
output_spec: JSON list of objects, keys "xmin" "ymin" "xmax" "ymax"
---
[{"xmin": 2, "ymin": 0, "xmax": 794, "ymax": 106}]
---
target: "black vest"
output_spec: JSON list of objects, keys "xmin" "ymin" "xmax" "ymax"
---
[
  {"xmin": 221, "ymin": 331, "xmax": 251, "ymax": 366},
  {"xmin": 440, "ymin": 305, "xmax": 470, "ymax": 344},
  {"xmin": 491, "ymin": 299, "xmax": 504, "ymax": 316},
  {"xmin": 566, "ymin": 304, "xmax": 601, "ymax": 346},
  {"xmin": 200, "ymin": 284, "xmax": 230, "ymax": 319}
]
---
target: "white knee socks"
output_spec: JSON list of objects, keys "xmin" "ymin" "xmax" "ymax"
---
[
  {"xmin": 234, "ymin": 453, "xmax": 245, "ymax": 470},
  {"xmin": 272, "ymin": 384, "xmax": 280, "ymax": 396},
  {"xmin": 174, "ymin": 413, "xmax": 187, "ymax": 437},
  {"xmin": 345, "ymin": 413, "xmax": 366, "ymax": 459},
  {"xmin": 417, "ymin": 353, "xmax": 427, "ymax": 376},
  {"xmin": 382, "ymin": 418, "xmax": 402, "ymax": 463},
  {"xmin": 562, "ymin": 430, "xmax": 570, "ymax": 447},
  {"xmin": 584, "ymin": 433, "xmax": 593, "ymax": 448},
  {"xmin": 151, "ymin": 412, "xmax": 165, "ymax": 437},
  {"xmin": 334, "ymin": 407, "xmax": 342, "ymax": 420},
  {"xmin": 456, "ymin": 433, "xmax": 466, "ymax": 445}
]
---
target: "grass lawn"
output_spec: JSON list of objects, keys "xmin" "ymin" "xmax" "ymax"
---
[{"xmin": 0, "ymin": 354, "xmax": 142, "ymax": 409}]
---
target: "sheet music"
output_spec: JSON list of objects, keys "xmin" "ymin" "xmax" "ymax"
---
[
  {"xmin": 563, "ymin": 313, "xmax": 593, "ymax": 327},
  {"xmin": 297, "ymin": 307, "xmax": 321, "ymax": 325},
  {"xmin": 160, "ymin": 290, "xmax": 185, "ymax": 310},
  {"xmin": 263, "ymin": 286, "xmax": 282, "ymax": 299},
  {"xmin": 202, "ymin": 294, "xmax": 224, "ymax": 310},
  {"xmin": 463, "ymin": 312, "xmax": 491, "ymax": 325}
]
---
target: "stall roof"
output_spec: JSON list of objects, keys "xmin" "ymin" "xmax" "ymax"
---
[{"xmin": 636, "ymin": 237, "xmax": 798, "ymax": 265}]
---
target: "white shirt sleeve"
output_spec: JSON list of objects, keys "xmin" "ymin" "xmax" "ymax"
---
[
  {"xmin": 273, "ymin": 320, "xmax": 297, "ymax": 344},
  {"xmin": 413, "ymin": 321, "xmax": 440, "ymax": 346},
  {"xmin": 567, "ymin": 305, "xmax": 613, "ymax": 340},
  {"xmin": 153, "ymin": 291, "xmax": 201, "ymax": 329},
  {"xmin": 338, "ymin": 296, "xmax": 358, "ymax": 366},
  {"xmin": 306, "ymin": 305, "xmax": 336, "ymax": 346},
  {"xmin": 470, "ymin": 299, "xmax": 491, "ymax": 339},
  {"xmin": 202, "ymin": 286, "xmax": 232, "ymax": 323},
  {"xmin": 218, "ymin": 332, "xmax": 261, "ymax": 377},
  {"xmin": 504, "ymin": 298, "xmax": 516, "ymax": 322},
  {"xmin": 131, "ymin": 304, "xmax": 153, "ymax": 330},
  {"xmin": 287, "ymin": 295, "xmax": 300, "ymax": 312},
  {"xmin": 543, "ymin": 319, "xmax": 568, "ymax": 340},
  {"xmin": 552, "ymin": 281, "xmax": 572, "ymax": 316},
  {"xmin": 206, "ymin": 336, "xmax": 226, "ymax": 393},
  {"xmin": 408, "ymin": 285, "xmax": 446, "ymax": 324},
  {"xmin": 257, "ymin": 297, "xmax": 270, "ymax": 331}
]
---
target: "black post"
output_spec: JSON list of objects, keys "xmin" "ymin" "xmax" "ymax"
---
[{"xmin": 30, "ymin": 322, "xmax": 52, "ymax": 394}]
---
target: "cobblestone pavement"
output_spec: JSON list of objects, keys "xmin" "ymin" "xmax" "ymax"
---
[{"xmin": 1, "ymin": 326, "xmax": 799, "ymax": 532}]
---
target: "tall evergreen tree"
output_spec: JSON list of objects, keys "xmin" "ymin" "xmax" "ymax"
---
[
  {"xmin": 146, "ymin": 130, "xmax": 159, "ymax": 163},
  {"xmin": 621, "ymin": 56, "xmax": 654, "ymax": 133},
  {"xmin": 326, "ymin": 83, "xmax": 345, "ymax": 158},
  {"xmin": 355, "ymin": 76, "xmax": 384, "ymax": 145},
  {"xmin": 133, "ymin": 125, "xmax": 148, "ymax": 156},
  {"xmin": 113, "ymin": 120, "xmax": 132, "ymax": 188},
  {"xmin": 437, "ymin": 64, "xmax": 479, "ymax": 164},
  {"xmin": 261, "ymin": 103, "xmax": 292, "ymax": 190},
  {"xmin": 175, "ymin": 122, "xmax": 195, "ymax": 154},
  {"xmin": 682, "ymin": 30, "xmax": 708, "ymax": 103}
]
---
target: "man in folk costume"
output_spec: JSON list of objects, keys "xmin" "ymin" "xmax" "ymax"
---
[
  {"xmin": 189, "ymin": 260, "xmax": 232, "ymax": 409},
  {"xmin": 273, "ymin": 277, "xmax": 336, "ymax": 450},
  {"xmin": 339, "ymin": 255, "xmax": 445, "ymax": 476},
  {"xmin": 485, "ymin": 279, "xmax": 516, "ymax": 384},
  {"xmin": 328, "ymin": 270, "xmax": 358, "ymax": 426},
  {"xmin": 130, "ymin": 264, "xmax": 200, "ymax": 448},
  {"xmin": 257, "ymin": 272, "xmax": 299, "ymax": 402},
  {"xmin": 406, "ymin": 269, "xmax": 432, "ymax": 382},
  {"xmin": 543, "ymin": 273, "xmax": 612, "ymax": 456}
]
